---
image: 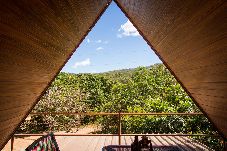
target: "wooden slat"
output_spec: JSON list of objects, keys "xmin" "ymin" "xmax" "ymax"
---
[
  {"xmin": 181, "ymin": 136, "xmax": 210, "ymax": 151},
  {"xmin": 174, "ymin": 136, "xmax": 196, "ymax": 150},
  {"xmin": 94, "ymin": 136, "xmax": 103, "ymax": 151},
  {"xmin": 84, "ymin": 136, "xmax": 96, "ymax": 151},
  {"xmin": 104, "ymin": 135, "xmax": 112, "ymax": 146},
  {"xmin": 0, "ymin": 117, "xmax": 23, "ymax": 131},
  {"xmin": 189, "ymin": 88, "xmax": 227, "ymax": 98},
  {"xmin": 160, "ymin": 136, "xmax": 176, "ymax": 147},
  {"xmin": 87, "ymin": 136, "xmax": 100, "ymax": 150},
  {"xmin": 151, "ymin": 136, "xmax": 162, "ymax": 146},
  {"xmin": 0, "ymin": 106, "xmax": 31, "ymax": 122},
  {"xmin": 155, "ymin": 136, "xmax": 169, "ymax": 146},
  {"xmin": 95, "ymin": 136, "xmax": 106, "ymax": 151},
  {"xmin": 171, "ymin": 40, "xmax": 227, "ymax": 69},
  {"xmin": 167, "ymin": 136, "xmax": 188, "ymax": 151},
  {"xmin": 112, "ymin": 136, "xmax": 118, "ymax": 145},
  {"xmin": 76, "ymin": 136, "xmax": 89, "ymax": 151}
]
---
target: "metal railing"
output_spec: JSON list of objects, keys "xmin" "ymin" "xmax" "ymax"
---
[{"xmin": 11, "ymin": 112, "xmax": 221, "ymax": 151}]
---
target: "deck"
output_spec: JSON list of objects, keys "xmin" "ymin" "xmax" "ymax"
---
[
  {"xmin": 55, "ymin": 136, "xmax": 211, "ymax": 151},
  {"xmin": 2, "ymin": 135, "xmax": 212, "ymax": 151}
]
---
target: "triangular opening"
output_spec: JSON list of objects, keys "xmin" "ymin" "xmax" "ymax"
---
[{"xmin": 7, "ymin": 1, "xmax": 221, "ymax": 151}]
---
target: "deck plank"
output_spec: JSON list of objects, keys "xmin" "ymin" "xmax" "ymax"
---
[
  {"xmin": 175, "ymin": 136, "xmax": 197, "ymax": 151},
  {"xmin": 149, "ymin": 136, "xmax": 161, "ymax": 146},
  {"xmin": 94, "ymin": 136, "xmax": 106, "ymax": 151},
  {"xmin": 86, "ymin": 136, "xmax": 99, "ymax": 151},
  {"xmin": 167, "ymin": 136, "xmax": 188, "ymax": 151},
  {"xmin": 104, "ymin": 135, "xmax": 112, "ymax": 147},
  {"xmin": 112, "ymin": 136, "xmax": 118, "ymax": 145},
  {"xmin": 183, "ymin": 137, "xmax": 211, "ymax": 151}
]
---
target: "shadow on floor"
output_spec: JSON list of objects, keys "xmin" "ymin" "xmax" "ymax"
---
[{"xmin": 102, "ymin": 145, "xmax": 182, "ymax": 151}]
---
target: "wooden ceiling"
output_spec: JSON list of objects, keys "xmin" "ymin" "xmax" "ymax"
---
[{"xmin": 0, "ymin": 0, "xmax": 226, "ymax": 149}]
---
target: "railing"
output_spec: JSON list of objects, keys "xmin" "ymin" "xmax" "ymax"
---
[{"xmin": 11, "ymin": 112, "xmax": 222, "ymax": 151}]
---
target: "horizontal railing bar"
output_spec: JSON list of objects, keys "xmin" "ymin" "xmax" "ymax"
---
[
  {"xmin": 121, "ymin": 113, "xmax": 203, "ymax": 115},
  {"xmin": 14, "ymin": 134, "xmax": 117, "ymax": 137},
  {"xmin": 121, "ymin": 134, "xmax": 221, "ymax": 137},
  {"xmin": 14, "ymin": 133, "xmax": 220, "ymax": 137},
  {"xmin": 30, "ymin": 112, "xmax": 118, "ymax": 115},
  {"xmin": 29, "ymin": 112, "xmax": 203, "ymax": 116}
]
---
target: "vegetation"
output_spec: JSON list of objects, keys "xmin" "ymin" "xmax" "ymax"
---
[{"xmin": 17, "ymin": 64, "xmax": 223, "ymax": 150}]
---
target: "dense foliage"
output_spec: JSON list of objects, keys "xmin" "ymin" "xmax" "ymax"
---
[{"xmin": 17, "ymin": 64, "xmax": 222, "ymax": 150}]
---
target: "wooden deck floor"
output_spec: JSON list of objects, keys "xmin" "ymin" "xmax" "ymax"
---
[
  {"xmin": 55, "ymin": 136, "xmax": 212, "ymax": 151},
  {"xmin": 2, "ymin": 135, "xmax": 212, "ymax": 151}
]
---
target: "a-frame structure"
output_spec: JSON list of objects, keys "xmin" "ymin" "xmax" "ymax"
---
[{"xmin": 0, "ymin": 0, "xmax": 226, "ymax": 149}]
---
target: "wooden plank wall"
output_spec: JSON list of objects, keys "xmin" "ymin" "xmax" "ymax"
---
[
  {"xmin": 115, "ymin": 0, "xmax": 227, "ymax": 138},
  {"xmin": 0, "ymin": 0, "xmax": 110, "ymax": 149}
]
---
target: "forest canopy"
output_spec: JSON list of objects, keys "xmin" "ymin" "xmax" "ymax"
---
[{"xmin": 17, "ymin": 64, "xmax": 221, "ymax": 150}]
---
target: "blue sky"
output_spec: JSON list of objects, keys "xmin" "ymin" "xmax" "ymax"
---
[{"xmin": 61, "ymin": 2, "xmax": 161, "ymax": 74}]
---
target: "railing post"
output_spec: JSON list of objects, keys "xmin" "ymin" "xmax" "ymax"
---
[
  {"xmin": 118, "ymin": 112, "xmax": 121, "ymax": 146},
  {"xmin": 11, "ymin": 136, "xmax": 14, "ymax": 151}
]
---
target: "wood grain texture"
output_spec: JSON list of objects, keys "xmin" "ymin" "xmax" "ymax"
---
[
  {"xmin": 0, "ymin": 0, "xmax": 226, "ymax": 149},
  {"xmin": 0, "ymin": 0, "xmax": 110, "ymax": 149},
  {"xmin": 115, "ymin": 0, "xmax": 227, "ymax": 138}
]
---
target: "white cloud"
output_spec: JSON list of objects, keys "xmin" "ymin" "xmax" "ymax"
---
[
  {"xmin": 72, "ymin": 58, "xmax": 91, "ymax": 68},
  {"xmin": 96, "ymin": 40, "xmax": 102, "ymax": 43},
  {"xmin": 97, "ymin": 40, "xmax": 109, "ymax": 44},
  {"xmin": 87, "ymin": 39, "xmax": 90, "ymax": 43},
  {"xmin": 118, "ymin": 20, "xmax": 139, "ymax": 37},
  {"xmin": 96, "ymin": 47, "xmax": 104, "ymax": 50}
]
